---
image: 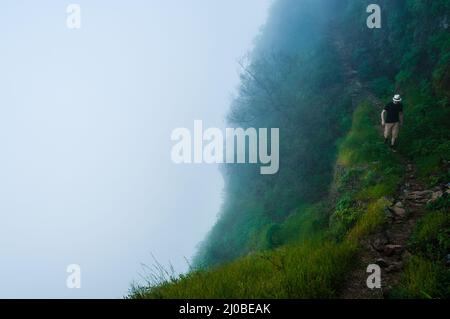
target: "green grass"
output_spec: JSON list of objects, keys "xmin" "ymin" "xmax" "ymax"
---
[
  {"xmin": 390, "ymin": 255, "xmax": 450, "ymax": 299},
  {"xmin": 336, "ymin": 102, "xmax": 403, "ymax": 197},
  {"xmin": 130, "ymin": 240, "xmax": 357, "ymax": 299},
  {"xmin": 391, "ymin": 201, "xmax": 450, "ymax": 299},
  {"xmin": 346, "ymin": 198, "xmax": 389, "ymax": 243},
  {"xmin": 410, "ymin": 210, "xmax": 450, "ymax": 259},
  {"xmin": 264, "ymin": 202, "xmax": 330, "ymax": 249},
  {"xmin": 330, "ymin": 101, "xmax": 402, "ymax": 240},
  {"xmin": 398, "ymin": 87, "xmax": 450, "ymax": 186}
]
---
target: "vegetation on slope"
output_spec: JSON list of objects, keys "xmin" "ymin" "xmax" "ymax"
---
[
  {"xmin": 392, "ymin": 197, "xmax": 450, "ymax": 298},
  {"xmin": 194, "ymin": 0, "xmax": 351, "ymax": 268},
  {"xmin": 131, "ymin": 0, "xmax": 450, "ymax": 298},
  {"xmin": 194, "ymin": 0, "xmax": 450, "ymax": 270},
  {"xmin": 130, "ymin": 101, "xmax": 401, "ymax": 299}
]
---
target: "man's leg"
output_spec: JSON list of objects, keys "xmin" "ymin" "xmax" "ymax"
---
[
  {"xmin": 384, "ymin": 123, "xmax": 392, "ymax": 144},
  {"xmin": 391, "ymin": 122, "xmax": 400, "ymax": 146}
]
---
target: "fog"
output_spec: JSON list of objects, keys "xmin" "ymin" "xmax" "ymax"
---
[{"xmin": 0, "ymin": 0, "xmax": 271, "ymax": 298}]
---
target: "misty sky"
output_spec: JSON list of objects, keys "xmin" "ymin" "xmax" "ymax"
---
[{"xmin": 0, "ymin": 0, "xmax": 271, "ymax": 298}]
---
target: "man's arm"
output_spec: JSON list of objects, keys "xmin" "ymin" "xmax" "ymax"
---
[{"xmin": 381, "ymin": 110, "xmax": 386, "ymax": 126}]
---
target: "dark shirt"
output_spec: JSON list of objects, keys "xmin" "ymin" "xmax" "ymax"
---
[{"xmin": 384, "ymin": 102, "xmax": 403, "ymax": 123}]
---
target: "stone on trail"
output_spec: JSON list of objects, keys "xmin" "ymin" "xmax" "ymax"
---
[
  {"xmin": 372, "ymin": 234, "xmax": 389, "ymax": 252},
  {"xmin": 431, "ymin": 190, "xmax": 444, "ymax": 201},
  {"xmin": 386, "ymin": 261, "xmax": 403, "ymax": 273},
  {"xmin": 391, "ymin": 206, "xmax": 406, "ymax": 218},
  {"xmin": 394, "ymin": 201, "xmax": 404, "ymax": 208},
  {"xmin": 384, "ymin": 244, "xmax": 403, "ymax": 257},
  {"xmin": 407, "ymin": 190, "xmax": 433, "ymax": 198},
  {"xmin": 375, "ymin": 258, "xmax": 389, "ymax": 268}
]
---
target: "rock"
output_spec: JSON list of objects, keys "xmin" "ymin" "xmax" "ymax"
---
[
  {"xmin": 431, "ymin": 191, "xmax": 444, "ymax": 201},
  {"xmin": 386, "ymin": 261, "xmax": 403, "ymax": 273},
  {"xmin": 406, "ymin": 190, "xmax": 433, "ymax": 199},
  {"xmin": 384, "ymin": 244, "xmax": 403, "ymax": 257},
  {"xmin": 391, "ymin": 206, "xmax": 406, "ymax": 218},
  {"xmin": 428, "ymin": 190, "xmax": 445, "ymax": 205},
  {"xmin": 412, "ymin": 198, "xmax": 429, "ymax": 202},
  {"xmin": 394, "ymin": 201, "xmax": 404, "ymax": 208},
  {"xmin": 372, "ymin": 234, "xmax": 389, "ymax": 252},
  {"xmin": 375, "ymin": 258, "xmax": 389, "ymax": 268},
  {"xmin": 409, "ymin": 201, "xmax": 425, "ymax": 207}
]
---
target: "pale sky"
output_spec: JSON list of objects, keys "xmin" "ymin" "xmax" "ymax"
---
[{"xmin": 0, "ymin": 0, "xmax": 271, "ymax": 298}]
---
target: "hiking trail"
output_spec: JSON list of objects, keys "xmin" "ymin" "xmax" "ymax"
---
[{"xmin": 333, "ymin": 31, "xmax": 446, "ymax": 298}]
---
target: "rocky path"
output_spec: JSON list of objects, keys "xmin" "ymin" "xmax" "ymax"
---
[{"xmin": 340, "ymin": 162, "xmax": 446, "ymax": 298}]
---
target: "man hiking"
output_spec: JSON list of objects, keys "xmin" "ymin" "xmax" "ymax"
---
[{"xmin": 381, "ymin": 94, "xmax": 404, "ymax": 151}]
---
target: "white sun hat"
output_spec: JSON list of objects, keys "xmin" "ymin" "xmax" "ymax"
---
[{"xmin": 393, "ymin": 94, "xmax": 402, "ymax": 102}]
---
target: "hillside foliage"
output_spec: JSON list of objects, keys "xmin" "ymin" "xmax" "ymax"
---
[{"xmin": 131, "ymin": 0, "xmax": 450, "ymax": 299}]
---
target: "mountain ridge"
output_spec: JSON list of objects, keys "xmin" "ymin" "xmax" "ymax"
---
[{"xmin": 130, "ymin": 0, "xmax": 450, "ymax": 299}]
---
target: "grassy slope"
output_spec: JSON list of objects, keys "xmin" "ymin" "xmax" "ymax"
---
[
  {"xmin": 391, "ymin": 196, "xmax": 450, "ymax": 298},
  {"xmin": 194, "ymin": 0, "xmax": 450, "ymax": 269},
  {"xmin": 130, "ymin": 102, "xmax": 403, "ymax": 299},
  {"xmin": 130, "ymin": 97, "xmax": 448, "ymax": 299}
]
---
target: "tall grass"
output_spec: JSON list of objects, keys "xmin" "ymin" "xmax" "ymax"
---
[
  {"xmin": 391, "ymin": 255, "xmax": 449, "ymax": 299},
  {"xmin": 391, "ymin": 206, "xmax": 450, "ymax": 299},
  {"xmin": 130, "ymin": 239, "xmax": 357, "ymax": 299}
]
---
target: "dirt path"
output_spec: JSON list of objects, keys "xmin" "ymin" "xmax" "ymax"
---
[{"xmin": 340, "ymin": 162, "xmax": 431, "ymax": 298}]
